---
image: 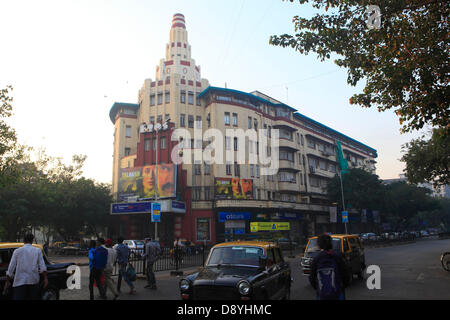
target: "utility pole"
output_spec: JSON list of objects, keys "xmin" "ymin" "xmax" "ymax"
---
[{"xmin": 153, "ymin": 118, "xmax": 170, "ymax": 241}]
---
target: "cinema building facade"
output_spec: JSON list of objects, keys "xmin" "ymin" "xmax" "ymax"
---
[{"xmin": 109, "ymin": 14, "xmax": 378, "ymax": 246}]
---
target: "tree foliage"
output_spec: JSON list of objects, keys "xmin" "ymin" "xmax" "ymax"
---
[
  {"xmin": 401, "ymin": 127, "xmax": 450, "ymax": 186},
  {"xmin": 270, "ymin": 0, "xmax": 449, "ymax": 135},
  {"xmin": 326, "ymin": 168, "xmax": 442, "ymax": 230},
  {"xmin": 326, "ymin": 168, "xmax": 386, "ymax": 211}
]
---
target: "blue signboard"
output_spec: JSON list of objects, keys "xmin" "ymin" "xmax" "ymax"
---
[
  {"xmin": 342, "ymin": 211, "xmax": 349, "ymax": 223},
  {"xmin": 234, "ymin": 228, "xmax": 245, "ymax": 235},
  {"xmin": 171, "ymin": 200, "xmax": 186, "ymax": 213},
  {"xmin": 111, "ymin": 202, "xmax": 152, "ymax": 214},
  {"xmin": 152, "ymin": 203, "xmax": 161, "ymax": 223},
  {"xmin": 278, "ymin": 212, "xmax": 303, "ymax": 220},
  {"xmin": 219, "ymin": 212, "xmax": 251, "ymax": 222}
]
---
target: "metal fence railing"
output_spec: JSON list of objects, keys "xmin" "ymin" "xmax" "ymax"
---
[{"xmin": 112, "ymin": 246, "xmax": 210, "ymax": 276}]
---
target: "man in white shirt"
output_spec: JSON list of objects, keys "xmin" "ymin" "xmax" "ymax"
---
[
  {"xmin": 104, "ymin": 238, "xmax": 119, "ymax": 300},
  {"xmin": 5, "ymin": 234, "xmax": 48, "ymax": 300}
]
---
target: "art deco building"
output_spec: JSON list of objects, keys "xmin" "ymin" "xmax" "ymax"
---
[{"xmin": 109, "ymin": 14, "xmax": 378, "ymax": 245}]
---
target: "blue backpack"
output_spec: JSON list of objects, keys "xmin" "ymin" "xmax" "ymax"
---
[{"xmin": 316, "ymin": 252, "xmax": 342, "ymax": 300}]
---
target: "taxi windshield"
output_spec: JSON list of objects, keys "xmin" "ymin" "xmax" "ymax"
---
[
  {"xmin": 207, "ymin": 246, "xmax": 264, "ymax": 267},
  {"xmin": 306, "ymin": 238, "xmax": 341, "ymax": 253}
]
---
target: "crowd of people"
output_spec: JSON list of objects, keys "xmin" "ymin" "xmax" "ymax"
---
[{"xmin": 88, "ymin": 236, "xmax": 162, "ymax": 300}]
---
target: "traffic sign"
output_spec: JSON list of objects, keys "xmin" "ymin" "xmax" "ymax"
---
[
  {"xmin": 152, "ymin": 202, "xmax": 161, "ymax": 223},
  {"xmin": 342, "ymin": 211, "xmax": 348, "ymax": 223}
]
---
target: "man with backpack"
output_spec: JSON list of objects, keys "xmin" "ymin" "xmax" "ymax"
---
[
  {"xmin": 309, "ymin": 233, "xmax": 351, "ymax": 300},
  {"xmin": 115, "ymin": 237, "xmax": 136, "ymax": 295},
  {"xmin": 143, "ymin": 237, "xmax": 161, "ymax": 290}
]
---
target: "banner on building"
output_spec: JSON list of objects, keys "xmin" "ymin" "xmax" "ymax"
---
[
  {"xmin": 118, "ymin": 164, "xmax": 177, "ymax": 201},
  {"xmin": 215, "ymin": 178, "xmax": 253, "ymax": 200},
  {"xmin": 329, "ymin": 207, "xmax": 337, "ymax": 223},
  {"xmin": 250, "ymin": 222, "xmax": 290, "ymax": 232}
]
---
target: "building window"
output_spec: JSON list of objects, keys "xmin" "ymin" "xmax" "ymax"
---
[
  {"xmin": 165, "ymin": 114, "xmax": 170, "ymax": 121},
  {"xmin": 233, "ymin": 137, "xmax": 238, "ymax": 151},
  {"xmin": 193, "ymin": 187, "xmax": 202, "ymax": 200},
  {"xmin": 204, "ymin": 187, "xmax": 211, "ymax": 200},
  {"xmin": 165, "ymin": 91, "xmax": 170, "ymax": 104},
  {"xmin": 319, "ymin": 160, "xmax": 327, "ymax": 170},
  {"xmin": 207, "ymin": 113, "xmax": 211, "ymax": 127},
  {"xmin": 150, "ymin": 116, "xmax": 155, "ymax": 124},
  {"xmin": 125, "ymin": 126, "xmax": 132, "ymax": 138},
  {"xmin": 224, "ymin": 112, "xmax": 230, "ymax": 125},
  {"xmin": 196, "ymin": 139, "xmax": 202, "ymax": 149},
  {"xmin": 329, "ymin": 163, "xmax": 336, "ymax": 173},
  {"xmin": 195, "ymin": 116, "xmax": 202, "ymax": 128},
  {"xmin": 257, "ymin": 189, "xmax": 261, "ymax": 200},
  {"xmin": 204, "ymin": 162, "xmax": 210, "ymax": 175},
  {"xmin": 256, "ymin": 165, "xmax": 260, "ymax": 178},
  {"xmin": 225, "ymin": 136, "xmax": 231, "ymax": 150},
  {"xmin": 180, "ymin": 90, "xmax": 186, "ymax": 103},
  {"xmin": 248, "ymin": 117, "xmax": 252, "ymax": 129},
  {"xmin": 226, "ymin": 162, "xmax": 232, "ymax": 175},
  {"xmin": 144, "ymin": 139, "xmax": 151, "ymax": 151},
  {"xmin": 250, "ymin": 164, "xmax": 254, "ymax": 177},
  {"xmin": 152, "ymin": 138, "xmax": 157, "ymax": 150},
  {"xmin": 188, "ymin": 115, "xmax": 194, "ymax": 128},
  {"xmin": 196, "ymin": 93, "xmax": 201, "ymax": 106},
  {"xmin": 267, "ymin": 191, "xmax": 271, "ymax": 200},
  {"xmin": 157, "ymin": 115, "xmax": 162, "ymax": 123},
  {"xmin": 188, "ymin": 92, "xmax": 194, "ymax": 104},
  {"xmin": 150, "ymin": 94, "xmax": 155, "ymax": 106},
  {"xmin": 254, "ymin": 119, "xmax": 258, "ymax": 130},
  {"xmin": 278, "ymin": 171, "xmax": 296, "ymax": 183},
  {"xmin": 196, "ymin": 218, "xmax": 210, "ymax": 241},
  {"xmin": 301, "ymin": 134, "xmax": 304, "ymax": 146},
  {"xmin": 232, "ymin": 113, "xmax": 238, "ymax": 126},
  {"xmin": 160, "ymin": 136, "xmax": 166, "ymax": 149},
  {"xmin": 318, "ymin": 144, "xmax": 325, "ymax": 152},
  {"xmin": 234, "ymin": 162, "xmax": 240, "ymax": 177},
  {"xmin": 124, "ymin": 148, "xmax": 131, "ymax": 156},
  {"xmin": 307, "ymin": 138, "xmax": 315, "ymax": 149},
  {"xmin": 180, "ymin": 114, "xmax": 186, "ymax": 127},
  {"xmin": 157, "ymin": 92, "xmax": 163, "ymax": 105},
  {"xmin": 194, "ymin": 163, "xmax": 202, "ymax": 175}
]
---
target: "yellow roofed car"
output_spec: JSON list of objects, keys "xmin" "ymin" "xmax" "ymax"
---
[
  {"xmin": 300, "ymin": 234, "xmax": 366, "ymax": 283},
  {"xmin": 0, "ymin": 242, "xmax": 76, "ymax": 300}
]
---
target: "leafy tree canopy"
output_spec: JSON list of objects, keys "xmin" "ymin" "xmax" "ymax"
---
[
  {"xmin": 401, "ymin": 127, "xmax": 450, "ymax": 186},
  {"xmin": 270, "ymin": 0, "xmax": 449, "ymax": 135}
]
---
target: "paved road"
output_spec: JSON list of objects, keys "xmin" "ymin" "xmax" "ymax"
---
[{"xmin": 60, "ymin": 239, "xmax": 450, "ymax": 300}]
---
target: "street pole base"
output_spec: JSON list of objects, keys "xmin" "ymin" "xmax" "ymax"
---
[{"xmin": 170, "ymin": 271, "xmax": 184, "ymax": 276}]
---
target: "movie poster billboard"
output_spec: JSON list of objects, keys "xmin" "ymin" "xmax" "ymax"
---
[
  {"xmin": 118, "ymin": 164, "xmax": 177, "ymax": 201},
  {"xmin": 215, "ymin": 178, "xmax": 253, "ymax": 200}
]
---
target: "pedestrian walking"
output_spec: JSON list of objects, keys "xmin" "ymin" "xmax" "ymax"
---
[
  {"xmin": 43, "ymin": 241, "xmax": 49, "ymax": 257},
  {"xmin": 115, "ymin": 237, "xmax": 136, "ymax": 295},
  {"xmin": 88, "ymin": 240, "xmax": 96, "ymax": 300},
  {"xmin": 4, "ymin": 233, "xmax": 48, "ymax": 300},
  {"xmin": 309, "ymin": 233, "xmax": 350, "ymax": 300},
  {"xmin": 104, "ymin": 239, "xmax": 119, "ymax": 300},
  {"xmin": 92, "ymin": 238, "xmax": 108, "ymax": 300},
  {"xmin": 143, "ymin": 237, "xmax": 161, "ymax": 289}
]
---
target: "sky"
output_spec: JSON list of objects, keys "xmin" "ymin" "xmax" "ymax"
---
[{"xmin": 0, "ymin": 0, "xmax": 425, "ymax": 184}]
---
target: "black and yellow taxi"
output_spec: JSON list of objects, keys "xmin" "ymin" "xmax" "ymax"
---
[
  {"xmin": 300, "ymin": 234, "xmax": 366, "ymax": 280},
  {"xmin": 0, "ymin": 243, "xmax": 75, "ymax": 300},
  {"xmin": 179, "ymin": 241, "xmax": 292, "ymax": 300}
]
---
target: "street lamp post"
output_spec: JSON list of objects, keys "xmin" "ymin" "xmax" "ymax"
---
[{"xmin": 153, "ymin": 118, "xmax": 170, "ymax": 241}]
